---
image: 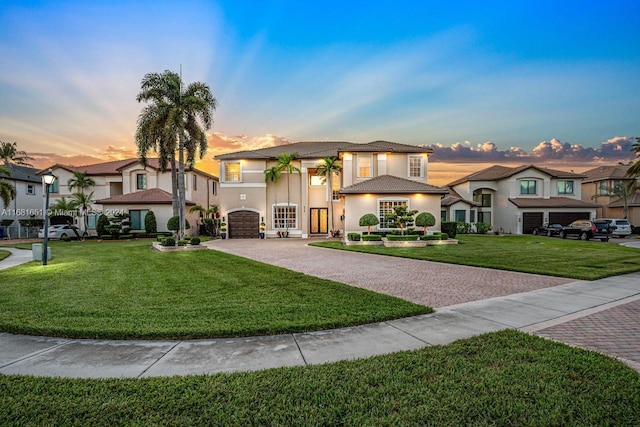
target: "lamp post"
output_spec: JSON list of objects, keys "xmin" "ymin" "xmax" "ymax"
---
[{"xmin": 42, "ymin": 169, "xmax": 57, "ymax": 266}]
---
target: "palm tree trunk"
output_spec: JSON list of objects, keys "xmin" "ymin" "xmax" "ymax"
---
[
  {"xmin": 178, "ymin": 134, "xmax": 187, "ymax": 240},
  {"xmin": 171, "ymin": 152, "xmax": 179, "ymax": 217},
  {"xmin": 327, "ymin": 171, "xmax": 334, "ymax": 236},
  {"xmin": 286, "ymin": 172, "xmax": 290, "ymax": 233}
]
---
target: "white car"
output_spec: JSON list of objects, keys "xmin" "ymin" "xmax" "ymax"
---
[
  {"xmin": 599, "ymin": 218, "xmax": 632, "ymax": 237},
  {"xmin": 37, "ymin": 224, "xmax": 80, "ymax": 239}
]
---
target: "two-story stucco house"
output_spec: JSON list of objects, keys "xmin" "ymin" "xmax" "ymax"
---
[
  {"xmin": 448, "ymin": 165, "xmax": 600, "ymax": 234},
  {"xmin": 1, "ymin": 164, "xmax": 43, "ymax": 238},
  {"xmin": 215, "ymin": 140, "xmax": 448, "ymax": 239},
  {"xmin": 581, "ymin": 164, "xmax": 640, "ymax": 224},
  {"xmin": 41, "ymin": 158, "xmax": 219, "ymax": 234}
]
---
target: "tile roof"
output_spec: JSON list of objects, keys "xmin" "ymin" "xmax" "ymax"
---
[
  {"xmin": 448, "ymin": 164, "xmax": 585, "ymax": 186},
  {"xmin": 38, "ymin": 158, "xmax": 216, "ymax": 179},
  {"xmin": 339, "ymin": 174, "xmax": 448, "ymax": 195},
  {"xmin": 508, "ymin": 197, "xmax": 601, "ymax": 209},
  {"xmin": 581, "ymin": 164, "xmax": 633, "ymax": 183},
  {"xmin": 441, "ymin": 188, "xmax": 481, "ymax": 207},
  {"xmin": 2, "ymin": 164, "xmax": 41, "ymax": 183},
  {"xmin": 215, "ymin": 140, "xmax": 433, "ymax": 160},
  {"xmin": 96, "ymin": 188, "xmax": 195, "ymax": 205}
]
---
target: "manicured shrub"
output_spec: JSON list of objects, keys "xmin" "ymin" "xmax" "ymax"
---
[
  {"xmin": 178, "ymin": 239, "xmax": 188, "ymax": 246},
  {"xmin": 475, "ymin": 222, "xmax": 492, "ymax": 234},
  {"xmin": 144, "ymin": 210, "xmax": 157, "ymax": 234},
  {"xmin": 96, "ymin": 214, "xmax": 110, "ymax": 236},
  {"xmin": 441, "ymin": 221, "xmax": 458, "ymax": 239},
  {"xmin": 167, "ymin": 216, "xmax": 191, "ymax": 232},
  {"xmin": 347, "ymin": 232, "xmax": 361, "ymax": 241},
  {"xmin": 386, "ymin": 234, "xmax": 420, "ymax": 241},
  {"xmin": 415, "ymin": 212, "xmax": 436, "ymax": 235},
  {"xmin": 359, "ymin": 214, "xmax": 379, "ymax": 235},
  {"xmin": 190, "ymin": 237, "xmax": 201, "ymax": 245},
  {"xmin": 162, "ymin": 237, "xmax": 175, "ymax": 247},
  {"xmin": 362, "ymin": 234, "xmax": 382, "ymax": 241},
  {"xmin": 457, "ymin": 222, "xmax": 472, "ymax": 234}
]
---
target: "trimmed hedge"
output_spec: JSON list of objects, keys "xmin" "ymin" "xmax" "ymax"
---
[
  {"xmin": 190, "ymin": 237, "xmax": 201, "ymax": 245},
  {"xmin": 162, "ymin": 237, "xmax": 175, "ymax": 247},
  {"xmin": 362, "ymin": 234, "xmax": 382, "ymax": 241},
  {"xmin": 386, "ymin": 235, "xmax": 420, "ymax": 241},
  {"xmin": 441, "ymin": 221, "xmax": 458, "ymax": 239},
  {"xmin": 420, "ymin": 233, "xmax": 448, "ymax": 241},
  {"xmin": 347, "ymin": 232, "xmax": 361, "ymax": 241}
]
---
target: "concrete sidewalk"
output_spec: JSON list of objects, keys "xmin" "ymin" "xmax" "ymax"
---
[
  {"xmin": 0, "ymin": 247, "xmax": 32, "ymax": 270},
  {"xmin": 1, "ymin": 272, "xmax": 638, "ymax": 378}
]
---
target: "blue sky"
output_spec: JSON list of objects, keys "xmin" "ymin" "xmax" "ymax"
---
[{"xmin": 1, "ymin": 0, "xmax": 639, "ymax": 174}]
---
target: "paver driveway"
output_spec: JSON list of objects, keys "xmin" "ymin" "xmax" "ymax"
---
[{"xmin": 205, "ymin": 238, "xmax": 573, "ymax": 308}]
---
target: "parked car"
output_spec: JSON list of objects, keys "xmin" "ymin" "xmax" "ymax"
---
[
  {"xmin": 559, "ymin": 220, "xmax": 613, "ymax": 242},
  {"xmin": 599, "ymin": 218, "xmax": 632, "ymax": 238},
  {"xmin": 531, "ymin": 223, "xmax": 564, "ymax": 237},
  {"xmin": 37, "ymin": 224, "xmax": 81, "ymax": 239}
]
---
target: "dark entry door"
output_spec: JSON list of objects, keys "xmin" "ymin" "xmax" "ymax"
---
[
  {"xmin": 228, "ymin": 211, "xmax": 259, "ymax": 239},
  {"xmin": 310, "ymin": 208, "xmax": 328, "ymax": 234}
]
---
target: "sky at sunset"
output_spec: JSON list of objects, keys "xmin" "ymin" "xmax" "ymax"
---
[{"xmin": 1, "ymin": 1, "xmax": 639, "ymax": 185}]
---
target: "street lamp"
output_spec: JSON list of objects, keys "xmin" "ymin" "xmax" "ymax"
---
[{"xmin": 42, "ymin": 169, "xmax": 57, "ymax": 266}]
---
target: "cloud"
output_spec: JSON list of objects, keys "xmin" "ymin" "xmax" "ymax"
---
[
  {"xmin": 206, "ymin": 132, "xmax": 292, "ymax": 157},
  {"xmin": 427, "ymin": 137, "xmax": 637, "ymax": 163}
]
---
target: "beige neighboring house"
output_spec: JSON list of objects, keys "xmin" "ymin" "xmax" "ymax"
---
[
  {"xmin": 40, "ymin": 158, "xmax": 219, "ymax": 235},
  {"xmin": 440, "ymin": 188, "xmax": 481, "ymax": 224},
  {"xmin": 448, "ymin": 164, "xmax": 600, "ymax": 234},
  {"xmin": 581, "ymin": 164, "xmax": 640, "ymax": 225},
  {"xmin": 214, "ymin": 140, "xmax": 448, "ymax": 238},
  {"xmin": 1, "ymin": 164, "xmax": 43, "ymax": 238}
]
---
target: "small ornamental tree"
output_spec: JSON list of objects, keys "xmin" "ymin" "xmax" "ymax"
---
[
  {"xmin": 167, "ymin": 215, "xmax": 190, "ymax": 233},
  {"xmin": 384, "ymin": 206, "xmax": 418, "ymax": 235},
  {"xmin": 359, "ymin": 213, "xmax": 379, "ymax": 235},
  {"xmin": 415, "ymin": 212, "xmax": 436, "ymax": 235},
  {"xmin": 96, "ymin": 214, "xmax": 110, "ymax": 236},
  {"xmin": 144, "ymin": 210, "xmax": 157, "ymax": 234}
]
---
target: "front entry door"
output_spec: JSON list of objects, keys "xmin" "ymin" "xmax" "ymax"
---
[{"xmin": 310, "ymin": 208, "xmax": 328, "ymax": 234}]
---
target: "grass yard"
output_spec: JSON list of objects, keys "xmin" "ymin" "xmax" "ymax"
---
[
  {"xmin": 0, "ymin": 249, "xmax": 9, "ymax": 262},
  {"xmin": 0, "ymin": 240, "xmax": 429, "ymax": 339},
  {"xmin": 311, "ymin": 235, "xmax": 640, "ymax": 280},
  {"xmin": 2, "ymin": 330, "xmax": 639, "ymax": 426}
]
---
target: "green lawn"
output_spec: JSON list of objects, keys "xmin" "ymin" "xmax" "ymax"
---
[
  {"xmin": 0, "ymin": 249, "xmax": 9, "ymax": 262},
  {"xmin": 0, "ymin": 240, "xmax": 429, "ymax": 339},
  {"xmin": 2, "ymin": 330, "xmax": 638, "ymax": 426},
  {"xmin": 311, "ymin": 235, "xmax": 640, "ymax": 280}
]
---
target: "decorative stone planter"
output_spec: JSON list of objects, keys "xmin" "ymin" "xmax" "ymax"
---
[
  {"xmin": 343, "ymin": 239, "xmax": 384, "ymax": 246},
  {"xmin": 151, "ymin": 241, "xmax": 208, "ymax": 252},
  {"xmin": 424, "ymin": 239, "xmax": 459, "ymax": 245},
  {"xmin": 382, "ymin": 239, "xmax": 427, "ymax": 248}
]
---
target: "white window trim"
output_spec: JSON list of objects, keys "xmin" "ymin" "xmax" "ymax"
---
[
  {"xmin": 377, "ymin": 197, "xmax": 410, "ymax": 230},
  {"xmin": 557, "ymin": 180, "xmax": 574, "ymax": 195},
  {"xmin": 519, "ymin": 179, "xmax": 538, "ymax": 196},
  {"xmin": 271, "ymin": 202, "xmax": 299, "ymax": 230},
  {"xmin": 407, "ymin": 155, "xmax": 424, "ymax": 179},
  {"xmin": 222, "ymin": 161, "xmax": 242, "ymax": 183},
  {"xmin": 26, "ymin": 184, "xmax": 36, "ymax": 195},
  {"xmin": 356, "ymin": 155, "xmax": 373, "ymax": 178}
]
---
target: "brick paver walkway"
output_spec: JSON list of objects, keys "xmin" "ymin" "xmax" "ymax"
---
[
  {"xmin": 536, "ymin": 299, "xmax": 640, "ymax": 366},
  {"xmin": 206, "ymin": 238, "xmax": 573, "ymax": 308}
]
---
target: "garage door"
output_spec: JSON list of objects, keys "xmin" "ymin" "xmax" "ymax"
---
[
  {"xmin": 549, "ymin": 212, "xmax": 590, "ymax": 226},
  {"xmin": 228, "ymin": 211, "xmax": 259, "ymax": 239},
  {"xmin": 523, "ymin": 212, "xmax": 543, "ymax": 234}
]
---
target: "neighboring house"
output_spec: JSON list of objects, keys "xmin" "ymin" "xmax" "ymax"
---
[
  {"xmin": 581, "ymin": 164, "xmax": 640, "ymax": 225},
  {"xmin": 440, "ymin": 188, "xmax": 481, "ymax": 224},
  {"xmin": 215, "ymin": 140, "xmax": 448, "ymax": 238},
  {"xmin": 1, "ymin": 164, "xmax": 43, "ymax": 238},
  {"xmin": 448, "ymin": 165, "xmax": 600, "ymax": 234},
  {"xmin": 39, "ymin": 158, "xmax": 219, "ymax": 234}
]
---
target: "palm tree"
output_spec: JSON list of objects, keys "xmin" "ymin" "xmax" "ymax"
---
[
  {"xmin": 0, "ymin": 165, "xmax": 15, "ymax": 208},
  {"xmin": 264, "ymin": 165, "xmax": 281, "ymax": 228},
  {"xmin": 67, "ymin": 171, "xmax": 96, "ymax": 235},
  {"xmin": 189, "ymin": 204, "xmax": 206, "ymax": 235},
  {"xmin": 49, "ymin": 196, "xmax": 77, "ymax": 213},
  {"xmin": 0, "ymin": 141, "xmax": 34, "ymax": 166},
  {"xmin": 592, "ymin": 181, "xmax": 639, "ymax": 219},
  {"xmin": 67, "ymin": 171, "xmax": 96, "ymax": 193},
  {"xmin": 135, "ymin": 70, "xmax": 217, "ymax": 239},
  {"xmin": 627, "ymin": 137, "xmax": 640, "ymax": 178},
  {"xmin": 275, "ymin": 152, "xmax": 300, "ymax": 234},
  {"xmin": 316, "ymin": 157, "xmax": 342, "ymax": 236},
  {"xmin": 69, "ymin": 192, "xmax": 95, "ymax": 237}
]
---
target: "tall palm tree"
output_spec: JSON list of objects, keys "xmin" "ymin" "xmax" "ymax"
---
[
  {"xmin": 0, "ymin": 165, "xmax": 15, "ymax": 208},
  {"xmin": 316, "ymin": 157, "xmax": 342, "ymax": 236},
  {"xmin": 592, "ymin": 180, "xmax": 640, "ymax": 219},
  {"xmin": 0, "ymin": 141, "xmax": 34, "ymax": 166},
  {"xmin": 264, "ymin": 165, "xmax": 281, "ymax": 228},
  {"xmin": 135, "ymin": 70, "xmax": 217, "ymax": 239},
  {"xmin": 69, "ymin": 192, "xmax": 95, "ymax": 237},
  {"xmin": 275, "ymin": 152, "xmax": 300, "ymax": 233},
  {"xmin": 67, "ymin": 171, "xmax": 96, "ymax": 193},
  {"xmin": 67, "ymin": 171, "xmax": 96, "ymax": 235},
  {"xmin": 627, "ymin": 137, "xmax": 640, "ymax": 178}
]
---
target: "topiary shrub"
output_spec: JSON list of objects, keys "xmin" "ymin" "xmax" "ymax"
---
[
  {"xmin": 359, "ymin": 213, "xmax": 379, "ymax": 235},
  {"xmin": 167, "ymin": 216, "xmax": 190, "ymax": 232},
  {"xmin": 162, "ymin": 237, "xmax": 175, "ymax": 247},
  {"xmin": 144, "ymin": 210, "xmax": 157, "ymax": 234},
  {"xmin": 362, "ymin": 234, "xmax": 382, "ymax": 241},
  {"xmin": 386, "ymin": 234, "xmax": 420, "ymax": 241},
  {"xmin": 475, "ymin": 222, "xmax": 491, "ymax": 234},
  {"xmin": 96, "ymin": 214, "xmax": 110, "ymax": 236},
  {"xmin": 178, "ymin": 239, "xmax": 188, "ymax": 246},
  {"xmin": 347, "ymin": 232, "xmax": 361, "ymax": 241},
  {"xmin": 441, "ymin": 221, "xmax": 458, "ymax": 239},
  {"xmin": 190, "ymin": 237, "xmax": 201, "ymax": 245},
  {"xmin": 415, "ymin": 212, "xmax": 436, "ymax": 235}
]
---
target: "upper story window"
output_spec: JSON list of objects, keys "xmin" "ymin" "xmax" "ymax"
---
[
  {"xmin": 520, "ymin": 180, "xmax": 537, "ymax": 195},
  {"xmin": 49, "ymin": 180, "xmax": 59, "ymax": 193},
  {"xmin": 408, "ymin": 155, "xmax": 424, "ymax": 178},
  {"xmin": 223, "ymin": 162, "xmax": 241, "ymax": 182},
  {"xmin": 473, "ymin": 190, "xmax": 491, "ymax": 207},
  {"xmin": 193, "ymin": 174, "xmax": 198, "ymax": 191},
  {"xmin": 357, "ymin": 155, "xmax": 372, "ymax": 178},
  {"xmin": 309, "ymin": 175, "xmax": 325, "ymax": 186},
  {"xmin": 332, "ymin": 172, "xmax": 341, "ymax": 201},
  {"xmin": 557, "ymin": 180, "xmax": 574, "ymax": 195},
  {"xmin": 211, "ymin": 181, "xmax": 217, "ymax": 195},
  {"xmin": 26, "ymin": 184, "xmax": 35, "ymax": 195},
  {"xmin": 136, "ymin": 173, "xmax": 147, "ymax": 190}
]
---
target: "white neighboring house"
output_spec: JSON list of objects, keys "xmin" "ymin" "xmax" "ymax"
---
[
  {"xmin": 0, "ymin": 164, "xmax": 43, "ymax": 238},
  {"xmin": 448, "ymin": 164, "xmax": 601, "ymax": 234},
  {"xmin": 40, "ymin": 158, "xmax": 219, "ymax": 235}
]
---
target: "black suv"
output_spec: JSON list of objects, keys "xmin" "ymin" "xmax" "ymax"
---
[{"xmin": 559, "ymin": 220, "xmax": 613, "ymax": 242}]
